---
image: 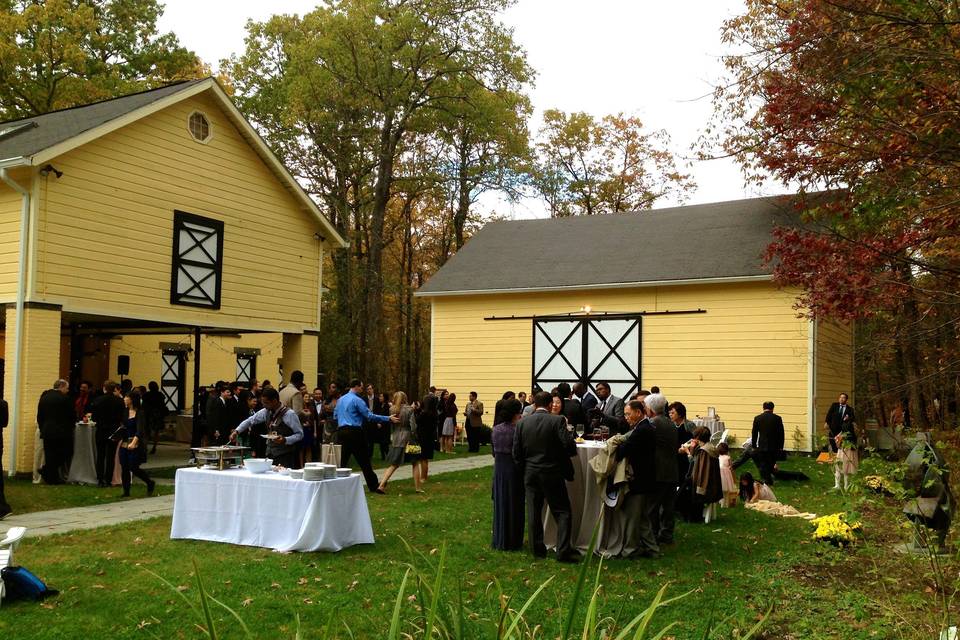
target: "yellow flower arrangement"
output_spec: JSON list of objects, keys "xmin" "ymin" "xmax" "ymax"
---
[
  {"xmin": 811, "ymin": 512, "xmax": 862, "ymax": 546},
  {"xmin": 864, "ymin": 475, "xmax": 894, "ymax": 495}
]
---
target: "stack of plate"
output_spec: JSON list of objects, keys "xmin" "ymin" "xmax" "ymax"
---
[
  {"xmin": 303, "ymin": 467, "xmax": 325, "ymax": 482},
  {"xmin": 322, "ymin": 464, "xmax": 336, "ymax": 479},
  {"xmin": 336, "ymin": 468, "xmax": 351, "ymax": 478},
  {"xmin": 289, "ymin": 469, "xmax": 304, "ymax": 480}
]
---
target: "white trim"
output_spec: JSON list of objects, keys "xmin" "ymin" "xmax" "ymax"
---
[
  {"xmin": 36, "ymin": 298, "xmax": 315, "ymax": 335},
  {"xmin": 0, "ymin": 168, "xmax": 30, "ymax": 475},
  {"xmin": 24, "ymin": 78, "xmax": 347, "ymax": 249},
  {"xmin": 429, "ymin": 299, "xmax": 435, "ymax": 388},
  {"xmin": 808, "ymin": 318, "xmax": 817, "ymax": 452},
  {"xmin": 186, "ymin": 110, "xmax": 213, "ymax": 144},
  {"xmin": 0, "ymin": 158, "xmax": 28, "ymax": 169},
  {"xmin": 415, "ymin": 274, "xmax": 774, "ymax": 297}
]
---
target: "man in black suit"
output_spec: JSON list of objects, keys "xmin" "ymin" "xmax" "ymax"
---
[
  {"xmin": 595, "ymin": 382, "xmax": 625, "ymax": 421},
  {"xmin": 513, "ymin": 391, "xmax": 579, "ymax": 563},
  {"xmin": 613, "ymin": 399, "xmax": 660, "ymax": 557},
  {"xmin": 573, "ymin": 382, "xmax": 597, "ymax": 413},
  {"xmin": 824, "ymin": 392, "xmax": 855, "ymax": 452},
  {"xmin": 37, "ymin": 379, "xmax": 75, "ymax": 484},
  {"xmin": 640, "ymin": 393, "xmax": 682, "ymax": 545},
  {"xmin": 751, "ymin": 401, "xmax": 785, "ymax": 485},
  {"xmin": 90, "ymin": 380, "xmax": 125, "ymax": 486},
  {"xmin": 557, "ymin": 382, "xmax": 585, "ymax": 429},
  {"xmin": 0, "ymin": 397, "xmax": 10, "ymax": 519},
  {"xmin": 206, "ymin": 383, "xmax": 233, "ymax": 446}
]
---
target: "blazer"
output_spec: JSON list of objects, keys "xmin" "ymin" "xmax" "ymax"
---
[
  {"xmin": 598, "ymin": 394, "xmax": 625, "ymax": 420},
  {"xmin": 825, "ymin": 402, "xmax": 856, "ymax": 443},
  {"xmin": 513, "ymin": 409, "xmax": 577, "ymax": 481},
  {"xmin": 751, "ymin": 411, "xmax": 785, "ymax": 452},
  {"xmin": 37, "ymin": 389, "xmax": 74, "ymax": 441},
  {"xmin": 561, "ymin": 397, "xmax": 586, "ymax": 428},
  {"xmin": 579, "ymin": 392, "xmax": 598, "ymax": 413},
  {"xmin": 650, "ymin": 415, "xmax": 681, "ymax": 485},
  {"xmin": 615, "ymin": 418, "xmax": 656, "ymax": 493},
  {"xmin": 90, "ymin": 392, "xmax": 125, "ymax": 433}
]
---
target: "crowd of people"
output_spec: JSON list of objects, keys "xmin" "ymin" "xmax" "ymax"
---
[
  {"xmin": 489, "ymin": 384, "xmax": 843, "ymax": 563},
  {"xmin": 2, "ymin": 370, "xmax": 857, "ymax": 545}
]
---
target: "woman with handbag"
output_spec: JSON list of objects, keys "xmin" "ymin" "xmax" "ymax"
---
[
  {"xmin": 378, "ymin": 391, "xmax": 423, "ymax": 493},
  {"xmin": 119, "ymin": 391, "xmax": 155, "ymax": 498}
]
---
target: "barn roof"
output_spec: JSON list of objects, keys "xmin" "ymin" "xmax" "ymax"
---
[{"xmin": 416, "ymin": 194, "xmax": 808, "ymax": 296}]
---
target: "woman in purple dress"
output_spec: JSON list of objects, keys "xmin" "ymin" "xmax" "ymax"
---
[{"xmin": 491, "ymin": 398, "xmax": 525, "ymax": 550}]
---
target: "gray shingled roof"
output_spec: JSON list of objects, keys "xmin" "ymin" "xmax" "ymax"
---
[
  {"xmin": 0, "ymin": 79, "xmax": 207, "ymax": 161},
  {"xmin": 417, "ymin": 194, "xmax": 807, "ymax": 295}
]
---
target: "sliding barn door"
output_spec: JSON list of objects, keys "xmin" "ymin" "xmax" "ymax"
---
[{"xmin": 532, "ymin": 317, "xmax": 641, "ymax": 399}]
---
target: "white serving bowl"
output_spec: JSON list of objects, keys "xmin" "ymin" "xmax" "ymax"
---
[
  {"xmin": 245, "ymin": 458, "xmax": 273, "ymax": 474},
  {"xmin": 288, "ymin": 469, "xmax": 304, "ymax": 480}
]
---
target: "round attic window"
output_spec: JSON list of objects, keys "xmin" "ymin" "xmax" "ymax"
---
[{"xmin": 188, "ymin": 111, "xmax": 211, "ymax": 143}]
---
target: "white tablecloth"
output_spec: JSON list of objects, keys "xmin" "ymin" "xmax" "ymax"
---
[
  {"xmin": 544, "ymin": 441, "xmax": 630, "ymax": 557},
  {"xmin": 170, "ymin": 467, "xmax": 375, "ymax": 552},
  {"xmin": 67, "ymin": 422, "xmax": 98, "ymax": 485}
]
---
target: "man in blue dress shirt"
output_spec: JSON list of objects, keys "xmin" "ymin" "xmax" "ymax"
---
[{"xmin": 335, "ymin": 378, "xmax": 397, "ymax": 493}]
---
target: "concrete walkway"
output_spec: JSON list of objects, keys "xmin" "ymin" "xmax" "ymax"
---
[{"xmin": 3, "ymin": 453, "xmax": 494, "ymax": 538}]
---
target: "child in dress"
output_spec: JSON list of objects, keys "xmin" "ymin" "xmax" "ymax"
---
[
  {"xmin": 833, "ymin": 432, "xmax": 859, "ymax": 490},
  {"xmin": 717, "ymin": 442, "xmax": 737, "ymax": 507},
  {"xmin": 738, "ymin": 472, "xmax": 777, "ymax": 504}
]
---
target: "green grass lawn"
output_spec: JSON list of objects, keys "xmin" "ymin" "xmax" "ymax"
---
[
  {"xmin": 1, "ymin": 454, "xmax": 953, "ymax": 639},
  {"xmin": 3, "ymin": 477, "xmax": 174, "ymax": 515}
]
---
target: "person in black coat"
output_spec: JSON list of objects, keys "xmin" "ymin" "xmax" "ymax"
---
[
  {"xmin": 0, "ymin": 398, "xmax": 10, "ymax": 519},
  {"xmin": 90, "ymin": 380, "xmax": 125, "ymax": 486},
  {"xmin": 638, "ymin": 393, "xmax": 682, "ymax": 545},
  {"xmin": 37, "ymin": 379, "xmax": 75, "ymax": 484},
  {"xmin": 557, "ymin": 383, "xmax": 586, "ymax": 430},
  {"xmin": 613, "ymin": 399, "xmax": 660, "ymax": 557},
  {"xmin": 824, "ymin": 393, "xmax": 855, "ymax": 452},
  {"xmin": 751, "ymin": 401, "xmax": 785, "ymax": 484},
  {"xmin": 513, "ymin": 391, "xmax": 578, "ymax": 563}
]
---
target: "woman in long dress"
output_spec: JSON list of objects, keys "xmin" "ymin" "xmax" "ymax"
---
[
  {"xmin": 378, "ymin": 392, "xmax": 421, "ymax": 493},
  {"xmin": 491, "ymin": 398, "xmax": 525, "ymax": 550},
  {"xmin": 416, "ymin": 394, "xmax": 438, "ymax": 483},
  {"xmin": 119, "ymin": 391, "xmax": 155, "ymax": 497}
]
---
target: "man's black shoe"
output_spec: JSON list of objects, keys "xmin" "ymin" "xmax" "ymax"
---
[{"xmin": 557, "ymin": 553, "xmax": 580, "ymax": 564}]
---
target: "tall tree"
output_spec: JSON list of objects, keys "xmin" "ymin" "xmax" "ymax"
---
[
  {"xmin": 229, "ymin": 0, "xmax": 531, "ymax": 384},
  {"xmin": 0, "ymin": 0, "xmax": 203, "ymax": 119},
  {"xmin": 532, "ymin": 109, "xmax": 694, "ymax": 216},
  {"xmin": 708, "ymin": 0, "xmax": 960, "ymax": 425}
]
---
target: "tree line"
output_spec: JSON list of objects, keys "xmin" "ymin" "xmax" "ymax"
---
[{"xmin": 0, "ymin": 0, "xmax": 692, "ymax": 398}]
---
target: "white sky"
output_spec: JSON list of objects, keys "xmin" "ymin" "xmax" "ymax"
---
[{"xmin": 158, "ymin": 0, "xmax": 785, "ymax": 218}]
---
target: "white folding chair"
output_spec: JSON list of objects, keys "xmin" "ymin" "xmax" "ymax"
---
[{"xmin": 0, "ymin": 526, "xmax": 27, "ymax": 607}]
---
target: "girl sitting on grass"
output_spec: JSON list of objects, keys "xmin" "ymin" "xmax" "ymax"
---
[{"xmin": 738, "ymin": 471, "xmax": 776, "ymax": 504}]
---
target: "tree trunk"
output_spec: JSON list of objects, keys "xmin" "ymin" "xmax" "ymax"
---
[{"xmin": 453, "ymin": 141, "xmax": 471, "ymax": 250}]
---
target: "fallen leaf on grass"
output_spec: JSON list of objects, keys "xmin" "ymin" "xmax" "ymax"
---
[
  {"xmin": 270, "ymin": 582, "xmax": 281, "ymax": 589},
  {"xmin": 241, "ymin": 598, "xmax": 253, "ymax": 607},
  {"xmin": 297, "ymin": 577, "xmax": 308, "ymax": 586},
  {"xmin": 176, "ymin": 585, "xmax": 189, "ymax": 592},
  {"xmin": 92, "ymin": 584, "xmax": 106, "ymax": 590},
  {"xmin": 347, "ymin": 580, "xmax": 359, "ymax": 591}
]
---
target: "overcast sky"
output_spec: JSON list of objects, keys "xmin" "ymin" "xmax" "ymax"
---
[{"xmin": 158, "ymin": 0, "xmax": 785, "ymax": 217}]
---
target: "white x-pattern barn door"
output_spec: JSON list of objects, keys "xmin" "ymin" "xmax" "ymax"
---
[
  {"xmin": 161, "ymin": 351, "xmax": 186, "ymax": 413},
  {"xmin": 532, "ymin": 317, "xmax": 641, "ymax": 400}
]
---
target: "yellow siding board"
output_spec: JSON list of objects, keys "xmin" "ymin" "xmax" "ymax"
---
[
  {"xmin": 35, "ymin": 92, "xmax": 322, "ymax": 331},
  {"xmin": 814, "ymin": 319, "xmax": 854, "ymax": 445},
  {"xmin": 430, "ymin": 281, "xmax": 812, "ymax": 449},
  {"xmin": 0, "ymin": 186, "xmax": 22, "ymax": 298}
]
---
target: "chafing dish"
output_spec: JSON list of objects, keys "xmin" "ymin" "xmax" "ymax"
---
[{"xmin": 191, "ymin": 446, "xmax": 249, "ymax": 470}]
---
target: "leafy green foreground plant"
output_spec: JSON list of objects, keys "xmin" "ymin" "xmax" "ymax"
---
[{"xmin": 151, "ymin": 520, "xmax": 769, "ymax": 639}]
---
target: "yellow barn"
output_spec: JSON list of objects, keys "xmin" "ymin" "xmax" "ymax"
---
[
  {"xmin": 416, "ymin": 196, "xmax": 853, "ymax": 451},
  {"xmin": 0, "ymin": 78, "xmax": 347, "ymax": 473}
]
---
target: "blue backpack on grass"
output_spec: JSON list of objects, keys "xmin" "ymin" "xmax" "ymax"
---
[{"xmin": 1, "ymin": 566, "xmax": 58, "ymax": 601}]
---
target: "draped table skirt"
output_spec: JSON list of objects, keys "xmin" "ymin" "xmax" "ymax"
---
[
  {"xmin": 67, "ymin": 422, "xmax": 98, "ymax": 485},
  {"xmin": 543, "ymin": 442, "xmax": 632, "ymax": 558},
  {"xmin": 170, "ymin": 467, "xmax": 375, "ymax": 552}
]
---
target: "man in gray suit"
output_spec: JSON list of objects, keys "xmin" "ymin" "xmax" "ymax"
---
[
  {"xmin": 513, "ymin": 391, "xmax": 579, "ymax": 563},
  {"xmin": 595, "ymin": 382, "xmax": 625, "ymax": 420}
]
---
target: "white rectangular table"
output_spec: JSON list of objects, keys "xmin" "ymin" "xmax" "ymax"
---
[{"xmin": 170, "ymin": 467, "xmax": 375, "ymax": 552}]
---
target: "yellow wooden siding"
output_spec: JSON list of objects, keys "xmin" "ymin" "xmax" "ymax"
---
[
  {"xmin": 814, "ymin": 319, "xmax": 854, "ymax": 443},
  {"xmin": 430, "ymin": 281, "xmax": 813, "ymax": 449},
  {"xmin": 34, "ymin": 92, "xmax": 321, "ymax": 332},
  {"xmin": 0, "ymin": 184, "xmax": 23, "ymax": 300},
  {"xmin": 108, "ymin": 333, "xmax": 284, "ymax": 410}
]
